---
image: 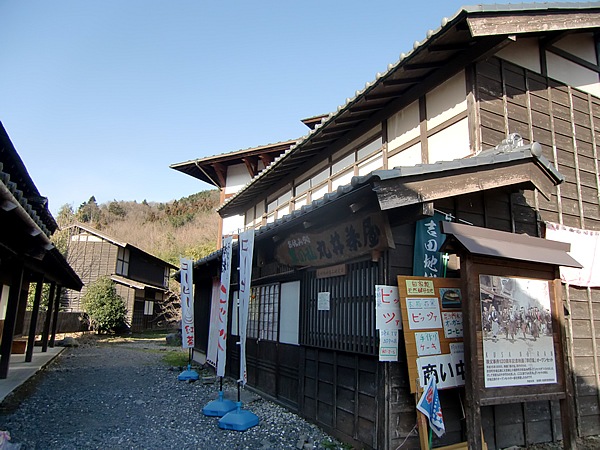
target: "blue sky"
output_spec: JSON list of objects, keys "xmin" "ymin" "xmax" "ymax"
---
[{"xmin": 0, "ymin": 1, "xmax": 515, "ymax": 216}]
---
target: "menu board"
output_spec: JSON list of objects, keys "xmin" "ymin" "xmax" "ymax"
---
[{"xmin": 398, "ymin": 276, "xmax": 464, "ymax": 393}]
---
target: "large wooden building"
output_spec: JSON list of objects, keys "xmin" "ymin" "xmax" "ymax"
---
[
  {"xmin": 62, "ymin": 224, "xmax": 176, "ymax": 332},
  {"xmin": 173, "ymin": 4, "xmax": 600, "ymax": 449},
  {"xmin": 0, "ymin": 121, "xmax": 82, "ymax": 379}
]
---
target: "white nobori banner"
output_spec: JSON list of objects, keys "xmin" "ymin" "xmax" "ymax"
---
[
  {"xmin": 238, "ymin": 229, "xmax": 255, "ymax": 385},
  {"xmin": 216, "ymin": 236, "xmax": 233, "ymax": 377},
  {"xmin": 179, "ymin": 257, "xmax": 194, "ymax": 349}
]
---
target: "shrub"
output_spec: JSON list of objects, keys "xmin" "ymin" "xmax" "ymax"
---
[{"xmin": 81, "ymin": 277, "xmax": 127, "ymax": 333}]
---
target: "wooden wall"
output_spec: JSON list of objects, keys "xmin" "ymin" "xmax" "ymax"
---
[
  {"xmin": 63, "ymin": 238, "xmax": 118, "ymax": 311},
  {"xmin": 476, "ymin": 56, "xmax": 600, "ymax": 440}
]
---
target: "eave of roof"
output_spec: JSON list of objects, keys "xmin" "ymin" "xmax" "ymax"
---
[
  {"xmin": 0, "ymin": 122, "xmax": 57, "ymax": 235},
  {"xmin": 440, "ymin": 220, "xmax": 583, "ymax": 268},
  {"xmin": 217, "ymin": 2, "xmax": 600, "ymax": 216},
  {"xmin": 169, "ymin": 139, "xmax": 298, "ymax": 187},
  {"xmin": 111, "ymin": 274, "xmax": 166, "ymax": 291}
]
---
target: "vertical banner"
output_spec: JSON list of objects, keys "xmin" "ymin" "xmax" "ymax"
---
[
  {"xmin": 179, "ymin": 258, "xmax": 194, "ymax": 349},
  {"xmin": 216, "ymin": 237, "xmax": 233, "ymax": 377},
  {"xmin": 206, "ymin": 278, "xmax": 221, "ymax": 368},
  {"xmin": 238, "ymin": 229, "xmax": 255, "ymax": 385},
  {"xmin": 413, "ymin": 212, "xmax": 451, "ymax": 277}
]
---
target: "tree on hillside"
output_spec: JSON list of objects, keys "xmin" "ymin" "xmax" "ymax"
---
[
  {"xmin": 51, "ymin": 190, "xmax": 219, "ymax": 266},
  {"xmin": 53, "ymin": 204, "xmax": 76, "ymax": 254},
  {"xmin": 78, "ymin": 196, "xmax": 100, "ymax": 223},
  {"xmin": 108, "ymin": 201, "xmax": 126, "ymax": 218}
]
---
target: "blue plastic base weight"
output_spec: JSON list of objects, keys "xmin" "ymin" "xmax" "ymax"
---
[
  {"xmin": 218, "ymin": 402, "xmax": 259, "ymax": 431},
  {"xmin": 177, "ymin": 364, "xmax": 199, "ymax": 381},
  {"xmin": 203, "ymin": 391, "xmax": 237, "ymax": 417}
]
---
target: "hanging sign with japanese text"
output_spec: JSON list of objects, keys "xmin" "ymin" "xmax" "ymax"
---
[
  {"xmin": 413, "ymin": 212, "xmax": 452, "ymax": 277},
  {"xmin": 275, "ymin": 212, "xmax": 394, "ymax": 267},
  {"xmin": 375, "ymin": 285, "xmax": 401, "ymax": 330},
  {"xmin": 376, "ymin": 285, "xmax": 402, "ymax": 362}
]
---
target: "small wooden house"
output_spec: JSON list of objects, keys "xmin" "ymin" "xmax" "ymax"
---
[
  {"xmin": 0, "ymin": 121, "xmax": 83, "ymax": 378},
  {"xmin": 62, "ymin": 223, "xmax": 176, "ymax": 332},
  {"xmin": 174, "ymin": 3, "xmax": 600, "ymax": 449}
]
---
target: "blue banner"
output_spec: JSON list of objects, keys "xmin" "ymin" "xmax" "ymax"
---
[{"xmin": 413, "ymin": 212, "xmax": 451, "ymax": 277}]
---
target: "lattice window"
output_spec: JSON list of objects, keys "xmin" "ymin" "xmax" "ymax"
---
[{"xmin": 247, "ymin": 283, "xmax": 280, "ymax": 341}]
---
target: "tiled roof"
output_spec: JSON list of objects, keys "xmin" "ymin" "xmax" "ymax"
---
[
  {"xmin": 217, "ymin": 2, "xmax": 600, "ymax": 215},
  {"xmin": 189, "ymin": 139, "xmax": 560, "ymax": 269}
]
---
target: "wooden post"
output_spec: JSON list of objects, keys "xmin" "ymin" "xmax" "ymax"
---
[
  {"xmin": 463, "ymin": 256, "xmax": 483, "ymax": 450},
  {"xmin": 0, "ymin": 264, "xmax": 24, "ymax": 379},
  {"xmin": 25, "ymin": 277, "xmax": 44, "ymax": 362},
  {"xmin": 554, "ymin": 278, "xmax": 577, "ymax": 450},
  {"xmin": 49, "ymin": 284, "xmax": 61, "ymax": 347},
  {"xmin": 41, "ymin": 282, "xmax": 55, "ymax": 352},
  {"xmin": 415, "ymin": 383, "xmax": 429, "ymax": 450}
]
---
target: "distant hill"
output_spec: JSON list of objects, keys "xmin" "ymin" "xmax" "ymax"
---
[{"xmin": 53, "ymin": 190, "xmax": 221, "ymax": 266}]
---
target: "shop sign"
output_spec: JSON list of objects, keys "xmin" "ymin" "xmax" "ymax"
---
[
  {"xmin": 413, "ymin": 212, "xmax": 452, "ymax": 277},
  {"xmin": 276, "ymin": 212, "xmax": 393, "ymax": 267}
]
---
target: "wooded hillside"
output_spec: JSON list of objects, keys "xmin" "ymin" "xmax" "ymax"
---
[{"xmin": 53, "ymin": 190, "xmax": 221, "ymax": 266}]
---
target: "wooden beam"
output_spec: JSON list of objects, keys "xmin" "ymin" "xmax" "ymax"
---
[
  {"xmin": 382, "ymin": 77, "xmax": 422, "ymax": 86},
  {"xmin": 374, "ymin": 163, "xmax": 552, "ymax": 211},
  {"xmin": 259, "ymin": 153, "xmax": 274, "ymax": 167},
  {"xmin": 242, "ymin": 156, "xmax": 258, "ymax": 178},
  {"xmin": 211, "ymin": 162, "xmax": 227, "ymax": 188},
  {"xmin": 546, "ymin": 43, "xmax": 600, "ymax": 73},
  {"xmin": 467, "ymin": 12, "xmax": 600, "ymax": 37}
]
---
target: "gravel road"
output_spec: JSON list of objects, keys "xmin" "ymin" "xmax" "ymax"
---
[{"xmin": 0, "ymin": 336, "xmax": 343, "ymax": 450}]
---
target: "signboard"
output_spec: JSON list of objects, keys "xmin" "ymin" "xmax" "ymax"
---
[
  {"xmin": 216, "ymin": 236, "xmax": 233, "ymax": 377},
  {"xmin": 179, "ymin": 257, "xmax": 194, "ymax": 349},
  {"xmin": 413, "ymin": 212, "xmax": 452, "ymax": 277},
  {"xmin": 238, "ymin": 229, "xmax": 255, "ymax": 386},
  {"xmin": 398, "ymin": 275, "xmax": 464, "ymax": 393},
  {"xmin": 376, "ymin": 285, "xmax": 402, "ymax": 361},
  {"xmin": 276, "ymin": 212, "xmax": 394, "ymax": 267},
  {"xmin": 479, "ymin": 275, "xmax": 557, "ymax": 388},
  {"xmin": 317, "ymin": 292, "xmax": 330, "ymax": 311}
]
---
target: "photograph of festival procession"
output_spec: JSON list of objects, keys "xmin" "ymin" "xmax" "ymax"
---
[{"xmin": 479, "ymin": 275, "xmax": 553, "ymax": 344}]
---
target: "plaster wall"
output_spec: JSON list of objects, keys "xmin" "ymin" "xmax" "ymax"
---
[{"xmin": 225, "ymin": 163, "xmax": 252, "ymax": 195}]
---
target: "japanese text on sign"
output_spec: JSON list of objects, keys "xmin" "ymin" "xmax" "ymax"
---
[
  {"xmin": 179, "ymin": 257, "xmax": 194, "ymax": 349},
  {"xmin": 415, "ymin": 331, "xmax": 441, "ymax": 356},
  {"xmin": 379, "ymin": 328, "xmax": 399, "ymax": 361},
  {"xmin": 417, "ymin": 353, "xmax": 466, "ymax": 389},
  {"xmin": 407, "ymin": 297, "xmax": 442, "ymax": 330},
  {"xmin": 442, "ymin": 311, "xmax": 463, "ymax": 339},
  {"xmin": 406, "ymin": 279, "xmax": 435, "ymax": 296},
  {"xmin": 276, "ymin": 213, "xmax": 392, "ymax": 267},
  {"xmin": 375, "ymin": 285, "xmax": 402, "ymax": 330}
]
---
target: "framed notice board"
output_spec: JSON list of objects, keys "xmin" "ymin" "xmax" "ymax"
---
[{"xmin": 398, "ymin": 276, "xmax": 464, "ymax": 393}]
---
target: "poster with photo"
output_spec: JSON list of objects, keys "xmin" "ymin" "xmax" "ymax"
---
[{"xmin": 479, "ymin": 275, "xmax": 557, "ymax": 388}]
